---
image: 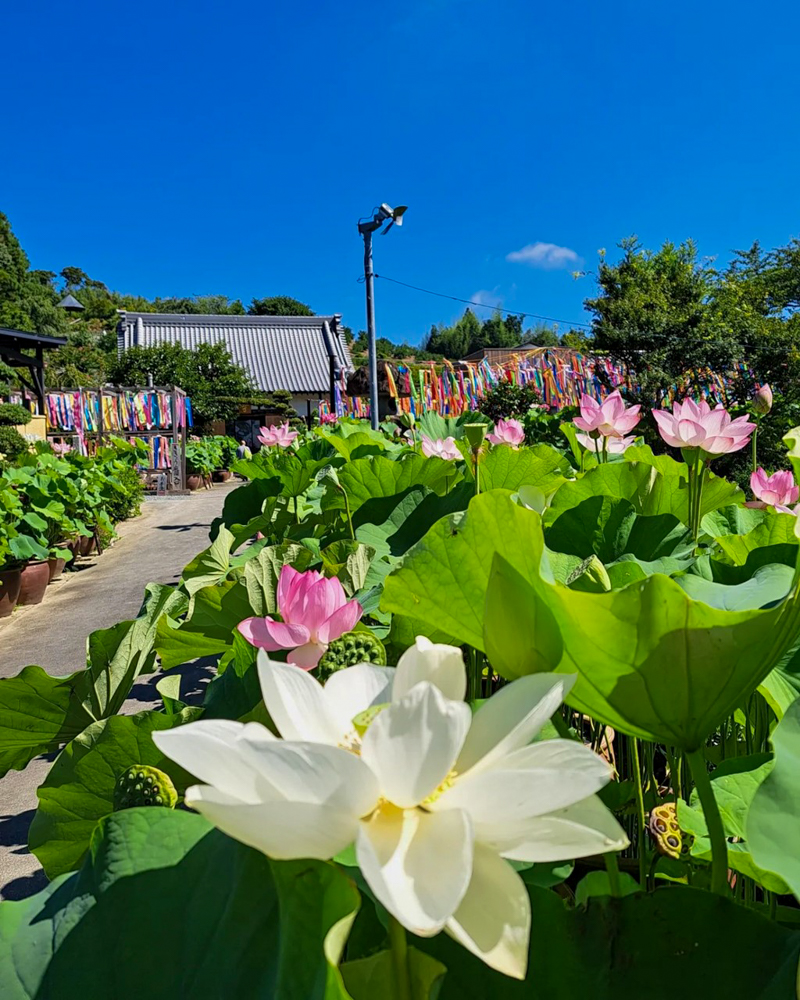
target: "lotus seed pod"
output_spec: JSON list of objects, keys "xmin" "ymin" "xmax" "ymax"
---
[
  {"xmin": 113, "ymin": 765, "xmax": 178, "ymax": 811},
  {"xmin": 316, "ymin": 630, "xmax": 387, "ymax": 681},
  {"xmin": 648, "ymin": 802, "xmax": 693, "ymax": 860},
  {"xmin": 463, "ymin": 423, "xmax": 487, "ymax": 449}
]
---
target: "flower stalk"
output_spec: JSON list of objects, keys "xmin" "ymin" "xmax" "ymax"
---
[
  {"xmin": 388, "ymin": 914, "xmax": 413, "ymax": 1000},
  {"xmin": 687, "ymin": 748, "xmax": 728, "ymax": 895}
]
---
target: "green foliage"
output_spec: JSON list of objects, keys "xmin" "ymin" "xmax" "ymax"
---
[
  {"xmin": 478, "ymin": 379, "xmax": 542, "ymax": 422},
  {"xmin": 0, "ymin": 426, "xmax": 27, "ymax": 460},
  {"xmin": 748, "ymin": 695, "xmax": 800, "ymax": 898},
  {"xmin": 0, "ymin": 809, "xmax": 360, "ymax": 999},
  {"xmin": 0, "ymin": 403, "xmax": 32, "ymax": 427},
  {"xmin": 248, "ymin": 295, "xmax": 314, "ymax": 315},
  {"xmin": 108, "ymin": 342, "xmax": 254, "ymax": 429},
  {"xmin": 477, "ymin": 444, "xmax": 571, "ymax": 494},
  {"xmin": 29, "ymin": 707, "xmax": 200, "ymax": 877},
  {"xmin": 186, "ymin": 437, "xmax": 223, "ymax": 476},
  {"xmin": 101, "ymin": 463, "xmax": 144, "ymax": 521},
  {"xmin": 0, "ymin": 212, "xmax": 68, "ymax": 337},
  {"xmin": 0, "ymin": 666, "xmax": 95, "ymax": 777},
  {"xmin": 5, "ymin": 412, "xmax": 800, "ymax": 995},
  {"xmin": 678, "ymin": 754, "xmax": 789, "ymax": 893}
]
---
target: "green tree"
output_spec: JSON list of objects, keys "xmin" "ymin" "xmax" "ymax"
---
[
  {"xmin": 47, "ymin": 344, "xmax": 108, "ymax": 388},
  {"xmin": 524, "ymin": 322, "xmax": 560, "ymax": 348},
  {"xmin": 0, "ymin": 213, "xmax": 68, "ymax": 337},
  {"xmin": 107, "ymin": 342, "xmax": 254, "ymax": 429},
  {"xmin": 584, "ymin": 238, "xmax": 743, "ymax": 402},
  {"xmin": 248, "ymin": 296, "xmax": 314, "ymax": 316}
]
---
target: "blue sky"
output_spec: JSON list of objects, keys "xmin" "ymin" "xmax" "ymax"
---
[{"xmin": 3, "ymin": 0, "xmax": 800, "ymax": 345}]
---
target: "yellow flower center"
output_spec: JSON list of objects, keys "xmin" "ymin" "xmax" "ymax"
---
[{"xmin": 421, "ymin": 770, "xmax": 457, "ymax": 807}]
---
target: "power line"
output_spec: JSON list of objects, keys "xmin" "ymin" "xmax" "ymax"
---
[{"xmin": 365, "ymin": 273, "xmax": 593, "ymax": 330}]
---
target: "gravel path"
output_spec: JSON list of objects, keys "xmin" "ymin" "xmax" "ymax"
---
[{"xmin": 0, "ymin": 483, "xmax": 235, "ymax": 901}]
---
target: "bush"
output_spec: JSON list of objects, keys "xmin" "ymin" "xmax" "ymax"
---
[
  {"xmin": 212, "ymin": 436, "xmax": 239, "ymax": 469},
  {"xmin": 0, "ymin": 425, "xmax": 28, "ymax": 460},
  {"xmin": 478, "ymin": 380, "xmax": 542, "ymax": 422},
  {"xmin": 104, "ymin": 464, "xmax": 145, "ymax": 522},
  {"xmin": 0, "ymin": 402, "xmax": 33, "ymax": 427}
]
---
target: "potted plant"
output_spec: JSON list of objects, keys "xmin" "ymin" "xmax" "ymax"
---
[
  {"xmin": 212, "ymin": 436, "xmax": 237, "ymax": 482},
  {"xmin": 0, "ymin": 514, "xmax": 22, "ymax": 618},
  {"xmin": 0, "ymin": 477, "xmax": 50, "ymax": 611},
  {"xmin": 186, "ymin": 438, "xmax": 218, "ymax": 489}
]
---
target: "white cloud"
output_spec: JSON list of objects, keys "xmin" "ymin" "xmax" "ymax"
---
[
  {"xmin": 469, "ymin": 288, "xmax": 504, "ymax": 310},
  {"xmin": 506, "ymin": 242, "xmax": 582, "ymax": 270}
]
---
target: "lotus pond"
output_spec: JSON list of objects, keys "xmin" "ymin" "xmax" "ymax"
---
[{"xmin": 3, "ymin": 397, "xmax": 800, "ymax": 1000}]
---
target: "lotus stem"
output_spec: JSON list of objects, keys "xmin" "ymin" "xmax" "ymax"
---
[
  {"xmin": 604, "ymin": 851, "xmax": 622, "ymax": 898},
  {"xmin": 340, "ymin": 487, "xmax": 355, "ymax": 541},
  {"xmin": 388, "ymin": 914, "xmax": 412, "ymax": 1000},
  {"xmin": 631, "ymin": 738, "xmax": 648, "ymax": 889},
  {"xmin": 752, "ymin": 417, "xmax": 760, "ymax": 474},
  {"xmin": 687, "ymin": 748, "xmax": 728, "ymax": 895}
]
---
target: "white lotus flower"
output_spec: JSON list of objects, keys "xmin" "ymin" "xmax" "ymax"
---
[
  {"xmin": 258, "ymin": 634, "xmax": 465, "ymax": 749},
  {"xmin": 154, "ymin": 648, "xmax": 627, "ymax": 981}
]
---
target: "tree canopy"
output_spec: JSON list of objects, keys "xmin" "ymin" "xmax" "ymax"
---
[
  {"xmin": 248, "ymin": 296, "xmax": 314, "ymax": 316},
  {"xmin": 107, "ymin": 342, "xmax": 254, "ymax": 428}
]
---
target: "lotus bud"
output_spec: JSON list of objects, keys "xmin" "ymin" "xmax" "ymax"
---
[
  {"xmin": 397, "ymin": 412, "xmax": 416, "ymax": 430},
  {"xmin": 316, "ymin": 629, "xmax": 387, "ymax": 681},
  {"xmin": 463, "ymin": 423, "xmax": 487, "ymax": 449},
  {"xmin": 113, "ymin": 765, "xmax": 178, "ymax": 811},
  {"xmin": 753, "ymin": 384, "xmax": 773, "ymax": 415},
  {"xmin": 648, "ymin": 802, "xmax": 693, "ymax": 860},
  {"xmin": 567, "ymin": 555, "xmax": 612, "ymax": 593}
]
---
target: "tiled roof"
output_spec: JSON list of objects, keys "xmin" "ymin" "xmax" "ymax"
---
[{"xmin": 116, "ymin": 313, "xmax": 352, "ymax": 394}]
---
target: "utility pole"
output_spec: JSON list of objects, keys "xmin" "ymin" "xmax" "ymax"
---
[
  {"xmin": 358, "ymin": 203, "xmax": 407, "ymax": 431},
  {"xmin": 362, "ymin": 227, "xmax": 379, "ymax": 429}
]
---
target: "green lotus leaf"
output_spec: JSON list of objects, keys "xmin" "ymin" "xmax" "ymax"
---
[
  {"xmin": 713, "ymin": 513, "xmax": 799, "ymax": 566},
  {"xmin": 477, "ymin": 444, "xmax": 572, "ymax": 494},
  {"xmin": 384, "ymin": 491, "xmax": 800, "ymax": 750},
  {"xmin": 677, "ymin": 754, "xmax": 789, "ymax": 894},
  {"xmin": 547, "ymin": 460, "xmax": 742, "ymax": 527},
  {"xmin": 0, "ymin": 809, "xmax": 359, "ymax": 1000},
  {"xmin": 748, "ymin": 695, "xmax": 800, "ymax": 900}
]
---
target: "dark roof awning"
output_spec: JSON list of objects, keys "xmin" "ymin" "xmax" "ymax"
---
[
  {"xmin": 0, "ymin": 327, "xmax": 68, "ymax": 349},
  {"xmin": 0, "ymin": 327, "xmax": 68, "ymax": 412}
]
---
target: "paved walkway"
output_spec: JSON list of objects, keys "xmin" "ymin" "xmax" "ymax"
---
[{"xmin": 0, "ymin": 483, "xmax": 236, "ymax": 901}]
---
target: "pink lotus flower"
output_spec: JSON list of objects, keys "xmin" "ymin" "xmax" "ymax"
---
[
  {"xmin": 749, "ymin": 467, "xmax": 799, "ymax": 511},
  {"xmin": 576, "ymin": 433, "xmax": 635, "ymax": 456},
  {"xmin": 319, "ymin": 412, "xmax": 338, "ymax": 425},
  {"xmin": 653, "ymin": 399, "xmax": 755, "ymax": 456},
  {"xmin": 420, "ymin": 435, "xmax": 461, "ymax": 461},
  {"xmin": 238, "ymin": 566, "xmax": 362, "ymax": 669},
  {"xmin": 753, "ymin": 384, "xmax": 773, "ymax": 415},
  {"xmin": 573, "ymin": 391, "xmax": 641, "ymax": 438},
  {"xmin": 258, "ymin": 422, "xmax": 299, "ymax": 448},
  {"xmin": 486, "ymin": 418, "xmax": 525, "ymax": 448},
  {"xmin": 51, "ymin": 441, "xmax": 72, "ymax": 455}
]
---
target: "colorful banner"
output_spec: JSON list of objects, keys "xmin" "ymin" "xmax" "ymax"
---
[{"xmin": 318, "ymin": 349, "xmax": 751, "ymax": 422}]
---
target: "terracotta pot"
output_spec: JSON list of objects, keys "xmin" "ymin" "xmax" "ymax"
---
[
  {"xmin": 78, "ymin": 535, "xmax": 95, "ymax": 557},
  {"xmin": 48, "ymin": 553, "xmax": 67, "ymax": 582},
  {"xmin": 0, "ymin": 566, "xmax": 21, "ymax": 618},
  {"xmin": 187, "ymin": 474, "xmax": 203, "ymax": 491},
  {"xmin": 18, "ymin": 560, "xmax": 50, "ymax": 606},
  {"xmin": 212, "ymin": 469, "xmax": 232, "ymax": 483}
]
